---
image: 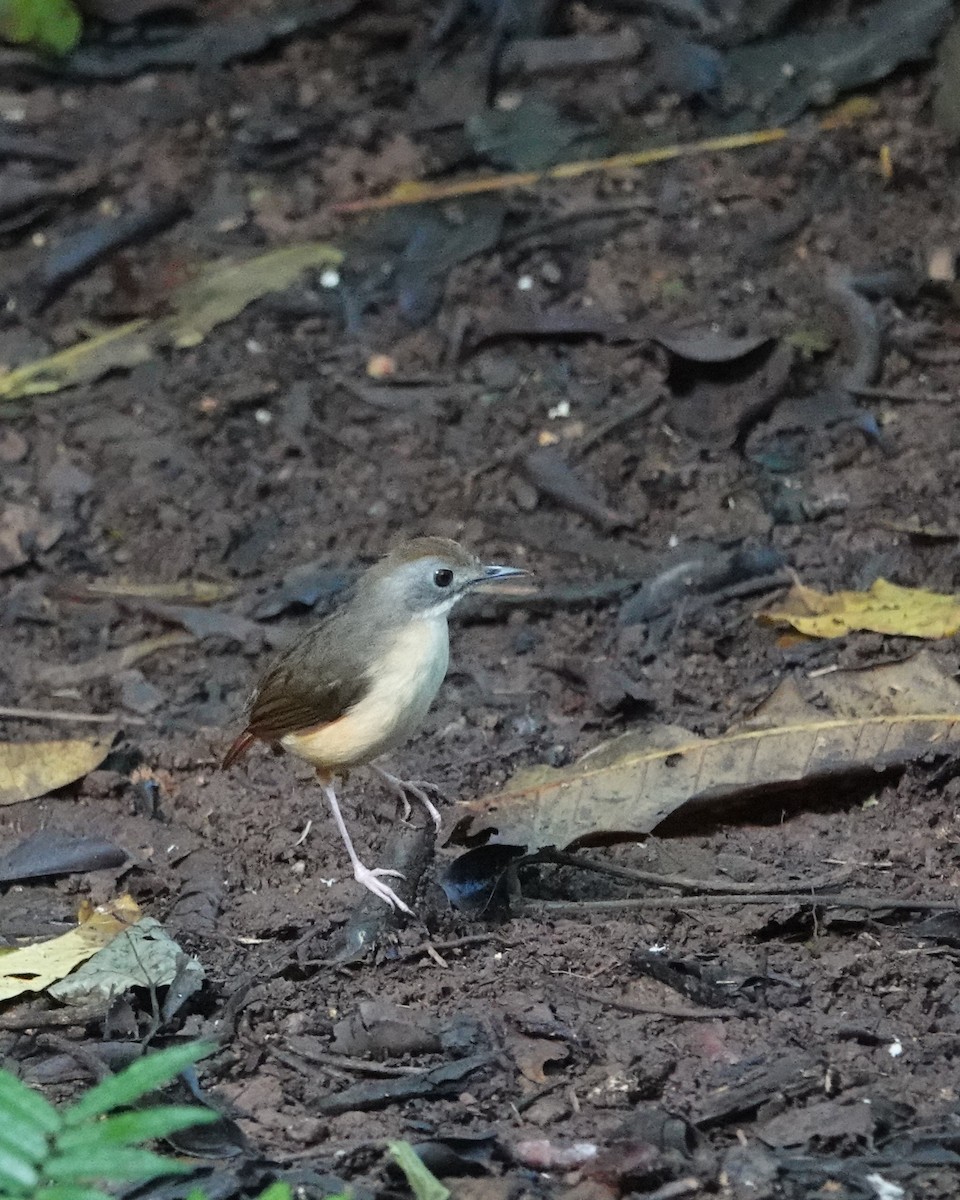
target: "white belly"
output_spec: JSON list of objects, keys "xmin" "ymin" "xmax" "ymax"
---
[{"xmin": 281, "ymin": 617, "xmax": 449, "ymax": 769}]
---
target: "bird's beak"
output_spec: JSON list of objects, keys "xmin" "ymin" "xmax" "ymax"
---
[{"xmin": 478, "ymin": 564, "xmax": 529, "ymax": 583}]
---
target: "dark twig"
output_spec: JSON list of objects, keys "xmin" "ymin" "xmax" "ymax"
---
[
  {"xmin": 536, "ymin": 851, "xmax": 854, "ymax": 895},
  {"xmin": 535, "ymin": 893, "xmax": 960, "ymax": 915},
  {"xmin": 514, "ymin": 1076, "xmax": 568, "ymax": 1113},
  {"xmin": 576, "ymin": 387, "xmax": 665, "ymax": 458},
  {"xmin": 850, "ymin": 384, "xmax": 955, "ymax": 405},
  {"xmin": 0, "ymin": 705, "xmax": 146, "ymax": 725},
  {"xmin": 268, "ymin": 1045, "xmax": 422, "ymax": 1078},
  {"xmin": 552, "ymin": 980, "xmax": 740, "ymax": 1020},
  {"xmin": 391, "ymin": 933, "xmax": 499, "ymax": 962}
]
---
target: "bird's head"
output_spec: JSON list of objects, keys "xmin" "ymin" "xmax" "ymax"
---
[{"xmin": 362, "ymin": 536, "xmax": 527, "ymax": 619}]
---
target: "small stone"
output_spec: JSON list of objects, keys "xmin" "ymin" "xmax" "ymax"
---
[
  {"xmin": 0, "ymin": 429, "xmax": 28, "ymax": 464},
  {"xmin": 118, "ymin": 669, "xmax": 164, "ymax": 715}
]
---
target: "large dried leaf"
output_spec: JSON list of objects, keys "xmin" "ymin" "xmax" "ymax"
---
[
  {"xmin": 759, "ymin": 578, "xmax": 960, "ymax": 639},
  {"xmin": 48, "ymin": 916, "xmax": 203, "ymax": 1006},
  {"xmin": 0, "ymin": 242, "xmax": 342, "ymax": 400},
  {"xmin": 0, "ymin": 738, "xmax": 111, "ymax": 805},
  {"xmin": 453, "ymin": 652, "xmax": 960, "ymax": 850},
  {"xmin": 0, "ymin": 895, "xmax": 140, "ymax": 1003}
]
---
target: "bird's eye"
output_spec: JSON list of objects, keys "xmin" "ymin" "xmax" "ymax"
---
[{"xmin": 434, "ymin": 568, "xmax": 454, "ymax": 588}]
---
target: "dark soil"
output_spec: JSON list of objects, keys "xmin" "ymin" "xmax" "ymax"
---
[{"xmin": 4, "ymin": 5, "xmax": 960, "ymax": 1198}]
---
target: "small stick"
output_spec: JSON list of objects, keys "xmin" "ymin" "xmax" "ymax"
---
[
  {"xmin": 538, "ymin": 850, "xmax": 854, "ymax": 896},
  {"xmin": 0, "ymin": 705, "xmax": 146, "ymax": 725},
  {"xmin": 392, "ymin": 933, "xmax": 499, "ymax": 962},
  {"xmin": 850, "ymin": 385, "xmax": 955, "ymax": 404},
  {"xmin": 269, "ymin": 1045, "xmax": 422, "ymax": 1078},
  {"xmin": 534, "ymin": 893, "xmax": 960, "ymax": 914},
  {"xmin": 553, "ymin": 980, "xmax": 739, "ymax": 1020}
]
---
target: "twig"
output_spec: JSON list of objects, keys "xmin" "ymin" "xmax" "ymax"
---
[
  {"xmin": 392, "ymin": 933, "xmax": 498, "ymax": 963},
  {"xmin": 645, "ymin": 1179, "xmax": 701, "ymax": 1200},
  {"xmin": 850, "ymin": 385, "xmax": 955, "ymax": 405},
  {"xmin": 576, "ymin": 389, "xmax": 665, "ymax": 458},
  {"xmin": 537, "ymin": 850, "xmax": 854, "ymax": 896},
  {"xmin": 515, "ymin": 1076, "xmax": 568, "ymax": 1114},
  {"xmin": 553, "ymin": 980, "xmax": 739, "ymax": 1020},
  {"xmin": 333, "ymin": 105, "xmax": 875, "ymax": 214},
  {"xmin": 534, "ymin": 893, "xmax": 960, "ymax": 914},
  {"xmin": 0, "ymin": 705, "xmax": 146, "ymax": 725},
  {"xmin": 0, "ymin": 1002, "xmax": 108, "ymax": 1031},
  {"xmin": 269, "ymin": 1045, "xmax": 422, "ymax": 1078}
]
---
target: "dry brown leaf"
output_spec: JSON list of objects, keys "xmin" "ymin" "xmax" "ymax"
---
[
  {"xmin": 508, "ymin": 1034, "xmax": 570, "ymax": 1084},
  {"xmin": 0, "ymin": 738, "xmax": 112, "ymax": 806},
  {"xmin": 37, "ymin": 631, "xmax": 194, "ymax": 688},
  {"xmin": 0, "ymin": 894, "xmax": 141, "ymax": 1003},
  {"xmin": 453, "ymin": 652, "xmax": 960, "ymax": 850}
]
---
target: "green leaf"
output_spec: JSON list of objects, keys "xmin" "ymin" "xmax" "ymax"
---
[
  {"xmin": 256, "ymin": 1185, "xmax": 294, "ymax": 1200},
  {"xmin": 63, "ymin": 1041, "xmax": 216, "ymax": 1126},
  {"xmin": 0, "ymin": 1108, "xmax": 51, "ymax": 1162},
  {"xmin": 43, "ymin": 1146, "xmax": 190, "ymax": 1184},
  {"xmin": 0, "ymin": 1069, "xmax": 62, "ymax": 1135},
  {"xmin": 388, "ymin": 1141, "xmax": 450, "ymax": 1200},
  {"xmin": 35, "ymin": 1188, "xmax": 115, "ymax": 1200},
  {"xmin": 56, "ymin": 1105, "xmax": 218, "ymax": 1151},
  {"xmin": 0, "ymin": 0, "xmax": 81, "ymax": 54},
  {"xmin": 0, "ymin": 1143, "xmax": 39, "ymax": 1191}
]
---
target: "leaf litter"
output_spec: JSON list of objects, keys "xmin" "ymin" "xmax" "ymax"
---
[
  {"xmin": 759, "ymin": 578, "xmax": 960, "ymax": 639},
  {"xmin": 0, "ymin": 895, "xmax": 140, "ymax": 1003},
  {"xmin": 0, "ymin": 242, "xmax": 343, "ymax": 401},
  {"xmin": 0, "ymin": 737, "xmax": 112, "ymax": 806},
  {"xmin": 452, "ymin": 652, "xmax": 960, "ymax": 850}
]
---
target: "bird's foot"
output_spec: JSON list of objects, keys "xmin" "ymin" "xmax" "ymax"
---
[
  {"xmin": 375, "ymin": 769, "xmax": 445, "ymax": 833},
  {"xmin": 353, "ymin": 861, "xmax": 414, "ymax": 915}
]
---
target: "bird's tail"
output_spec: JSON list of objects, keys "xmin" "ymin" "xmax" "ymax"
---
[{"xmin": 222, "ymin": 729, "xmax": 256, "ymax": 769}]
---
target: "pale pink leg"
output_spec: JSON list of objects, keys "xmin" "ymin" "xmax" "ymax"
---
[
  {"xmin": 374, "ymin": 767, "xmax": 444, "ymax": 833},
  {"xmin": 321, "ymin": 780, "xmax": 413, "ymax": 915}
]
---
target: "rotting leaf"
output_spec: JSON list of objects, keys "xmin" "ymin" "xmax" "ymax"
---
[
  {"xmin": 452, "ymin": 653, "xmax": 960, "ymax": 850},
  {"xmin": 0, "ymin": 738, "xmax": 111, "ymax": 806},
  {"xmin": 48, "ymin": 916, "xmax": 203, "ymax": 1006},
  {"xmin": 0, "ymin": 830, "xmax": 126, "ymax": 883},
  {"xmin": 0, "ymin": 895, "xmax": 140, "ymax": 1003},
  {"xmin": 759, "ymin": 578, "xmax": 960, "ymax": 639},
  {"xmin": 653, "ymin": 327, "xmax": 771, "ymax": 364},
  {"xmin": 508, "ymin": 1033, "xmax": 570, "ymax": 1084},
  {"xmin": 723, "ymin": 0, "xmax": 951, "ymax": 125},
  {"xmin": 466, "ymin": 98, "xmax": 605, "ymax": 171},
  {"xmin": 37, "ymin": 631, "xmax": 194, "ymax": 688},
  {"xmin": 0, "ymin": 242, "xmax": 342, "ymax": 401}
]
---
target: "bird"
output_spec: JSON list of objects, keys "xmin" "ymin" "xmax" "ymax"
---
[{"xmin": 223, "ymin": 536, "xmax": 526, "ymax": 913}]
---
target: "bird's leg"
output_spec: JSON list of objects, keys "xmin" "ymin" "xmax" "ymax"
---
[
  {"xmin": 318, "ymin": 773, "xmax": 413, "ymax": 915},
  {"xmin": 373, "ymin": 766, "xmax": 444, "ymax": 833}
]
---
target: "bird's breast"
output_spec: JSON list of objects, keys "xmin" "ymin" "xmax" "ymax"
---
[{"xmin": 281, "ymin": 617, "xmax": 450, "ymax": 768}]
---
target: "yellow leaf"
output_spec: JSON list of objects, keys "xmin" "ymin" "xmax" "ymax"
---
[
  {"xmin": 0, "ymin": 895, "xmax": 141, "ymax": 1003},
  {"xmin": 0, "ymin": 738, "xmax": 112, "ymax": 806},
  {"xmin": 759, "ymin": 578, "xmax": 960, "ymax": 639},
  {"xmin": 0, "ymin": 243, "xmax": 343, "ymax": 401}
]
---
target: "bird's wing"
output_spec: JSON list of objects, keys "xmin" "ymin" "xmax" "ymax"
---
[{"xmin": 244, "ymin": 626, "xmax": 369, "ymax": 742}]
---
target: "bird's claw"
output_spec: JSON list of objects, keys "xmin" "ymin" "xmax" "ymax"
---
[
  {"xmin": 376, "ymin": 770, "xmax": 445, "ymax": 832},
  {"xmin": 353, "ymin": 861, "xmax": 413, "ymax": 914}
]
